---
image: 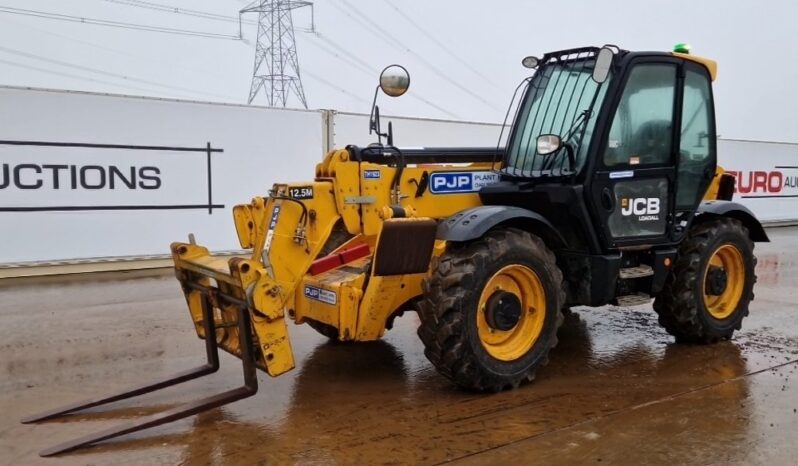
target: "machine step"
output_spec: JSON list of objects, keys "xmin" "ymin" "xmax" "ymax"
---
[
  {"xmin": 614, "ymin": 292, "xmax": 652, "ymax": 307},
  {"xmin": 618, "ymin": 264, "xmax": 654, "ymax": 279}
]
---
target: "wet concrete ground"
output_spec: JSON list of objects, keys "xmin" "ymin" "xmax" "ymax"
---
[{"xmin": 1, "ymin": 227, "xmax": 797, "ymax": 465}]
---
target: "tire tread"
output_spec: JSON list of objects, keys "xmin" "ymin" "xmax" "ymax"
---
[{"xmin": 418, "ymin": 228, "xmax": 565, "ymax": 392}]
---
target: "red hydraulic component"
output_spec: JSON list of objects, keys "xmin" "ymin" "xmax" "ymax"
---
[{"xmin": 309, "ymin": 243, "xmax": 371, "ymax": 276}]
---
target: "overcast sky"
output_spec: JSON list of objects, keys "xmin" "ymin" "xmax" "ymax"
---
[{"xmin": 0, "ymin": 0, "xmax": 795, "ymax": 143}]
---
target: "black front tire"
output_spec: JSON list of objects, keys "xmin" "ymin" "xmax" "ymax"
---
[
  {"xmin": 653, "ymin": 218, "xmax": 757, "ymax": 343},
  {"xmin": 418, "ymin": 228, "xmax": 565, "ymax": 392}
]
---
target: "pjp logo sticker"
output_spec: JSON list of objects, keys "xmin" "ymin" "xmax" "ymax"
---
[
  {"xmin": 621, "ymin": 197, "xmax": 660, "ymax": 221},
  {"xmin": 304, "ymin": 285, "xmax": 337, "ymax": 305},
  {"xmin": 429, "ymin": 171, "xmax": 499, "ymax": 194},
  {"xmin": 363, "ymin": 170, "xmax": 381, "ymax": 180}
]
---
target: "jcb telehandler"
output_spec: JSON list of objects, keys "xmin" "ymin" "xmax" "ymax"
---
[{"xmin": 26, "ymin": 44, "xmax": 767, "ymax": 456}]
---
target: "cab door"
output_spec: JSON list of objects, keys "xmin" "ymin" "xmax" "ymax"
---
[
  {"xmin": 672, "ymin": 62, "xmax": 717, "ymax": 239},
  {"xmin": 589, "ymin": 59, "xmax": 681, "ymax": 249}
]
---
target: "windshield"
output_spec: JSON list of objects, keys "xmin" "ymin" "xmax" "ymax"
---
[{"xmin": 505, "ymin": 54, "xmax": 611, "ymax": 177}]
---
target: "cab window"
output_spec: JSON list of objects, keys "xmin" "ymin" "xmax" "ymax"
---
[
  {"xmin": 603, "ymin": 64, "xmax": 677, "ymax": 167},
  {"xmin": 676, "ymin": 67, "xmax": 715, "ymax": 208}
]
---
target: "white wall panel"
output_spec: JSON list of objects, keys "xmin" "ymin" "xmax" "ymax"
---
[
  {"xmin": 0, "ymin": 87, "xmax": 324, "ymax": 263},
  {"xmin": 331, "ymin": 111, "xmax": 504, "ymax": 149},
  {"xmin": 718, "ymin": 139, "xmax": 798, "ymax": 223}
]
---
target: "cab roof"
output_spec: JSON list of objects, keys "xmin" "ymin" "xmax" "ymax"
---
[
  {"xmin": 673, "ymin": 52, "xmax": 718, "ymax": 81},
  {"xmin": 537, "ymin": 46, "xmax": 718, "ymax": 82}
]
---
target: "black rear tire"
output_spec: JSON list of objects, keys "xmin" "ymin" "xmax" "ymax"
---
[
  {"xmin": 653, "ymin": 218, "xmax": 756, "ymax": 343},
  {"xmin": 306, "ymin": 319, "xmax": 341, "ymax": 340},
  {"xmin": 418, "ymin": 228, "xmax": 565, "ymax": 392}
]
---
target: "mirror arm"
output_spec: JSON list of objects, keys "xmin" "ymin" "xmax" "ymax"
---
[
  {"xmin": 374, "ymin": 106, "xmax": 383, "ymax": 145},
  {"xmin": 368, "ymin": 85, "xmax": 380, "ymax": 136}
]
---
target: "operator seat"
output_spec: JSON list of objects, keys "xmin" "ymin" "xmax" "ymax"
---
[{"xmin": 630, "ymin": 119, "xmax": 672, "ymax": 164}]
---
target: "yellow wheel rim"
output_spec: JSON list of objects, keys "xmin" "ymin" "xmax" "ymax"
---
[
  {"xmin": 476, "ymin": 264, "xmax": 546, "ymax": 362},
  {"xmin": 703, "ymin": 244, "xmax": 745, "ymax": 320}
]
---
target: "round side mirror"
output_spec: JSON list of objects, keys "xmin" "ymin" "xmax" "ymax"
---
[
  {"xmin": 522, "ymin": 56, "xmax": 540, "ymax": 69},
  {"xmin": 379, "ymin": 65, "xmax": 410, "ymax": 97},
  {"xmin": 537, "ymin": 134, "xmax": 562, "ymax": 155},
  {"xmin": 592, "ymin": 47, "xmax": 614, "ymax": 84}
]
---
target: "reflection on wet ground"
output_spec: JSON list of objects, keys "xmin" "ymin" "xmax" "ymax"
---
[{"xmin": 1, "ymin": 227, "xmax": 797, "ymax": 465}]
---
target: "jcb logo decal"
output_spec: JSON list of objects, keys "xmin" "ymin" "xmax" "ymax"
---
[{"xmin": 621, "ymin": 197, "xmax": 660, "ymax": 221}]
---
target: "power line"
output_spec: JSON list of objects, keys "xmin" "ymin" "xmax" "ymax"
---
[
  {"xmin": 405, "ymin": 90, "xmax": 463, "ymax": 120},
  {"xmin": 102, "ymin": 0, "xmax": 257, "ymax": 25},
  {"xmin": 257, "ymin": 28, "xmax": 367, "ymax": 105},
  {"xmin": 314, "ymin": 32, "xmax": 374, "ymax": 74},
  {"xmin": 3, "ymin": 16, "xmax": 230, "ymax": 80},
  {"xmin": 0, "ymin": 5, "xmax": 241, "ymax": 40},
  {"xmin": 307, "ymin": 33, "xmax": 374, "ymax": 76},
  {"xmin": 0, "ymin": 45, "xmax": 237, "ymax": 100},
  {"xmin": 382, "ymin": 0, "xmax": 502, "ymax": 91},
  {"xmin": 0, "ymin": 57, "xmax": 191, "ymax": 97},
  {"xmin": 330, "ymin": 0, "xmax": 501, "ymax": 113},
  {"xmin": 305, "ymin": 33, "xmax": 462, "ymax": 119},
  {"xmin": 0, "ymin": 2, "xmax": 463, "ymax": 117},
  {"xmin": 302, "ymin": 68, "xmax": 370, "ymax": 105},
  {"xmin": 101, "ymin": 0, "xmax": 313, "ymax": 37},
  {"xmin": 326, "ymin": 1, "xmax": 408, "ymax": 58},
  {"xmin": 306, "ymin": 31, "xmax": 463, "ymax": 118}
]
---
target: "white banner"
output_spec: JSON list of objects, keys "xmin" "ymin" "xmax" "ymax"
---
[
  {"xmin": 0, "ymin": 87, "xmax": 324, "ymax": 263},
  {"xmin": 0, "ymin": 143, "xmax": 212, "ymax": 209},
  {"xmin": 718, "ymin": 139, "xmax": 798, "ymax": 223}
]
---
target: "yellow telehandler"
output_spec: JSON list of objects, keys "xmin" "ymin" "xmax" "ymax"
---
[{"xmin": 25, "ymin": 44, "xmax": 767, "ymax": 456}]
